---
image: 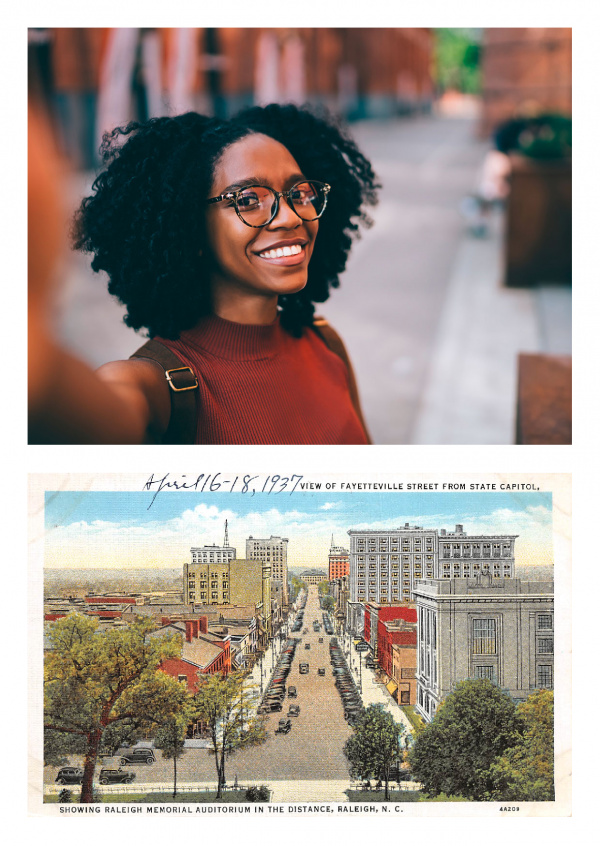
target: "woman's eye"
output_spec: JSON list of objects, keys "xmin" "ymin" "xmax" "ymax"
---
[
  {"xmin": 292, "ymin": 188, "xmax": 315, "ymax": 204},
  {"xmin": 237, "ymin": 192, "xmax": 261, "ymax": 208}
]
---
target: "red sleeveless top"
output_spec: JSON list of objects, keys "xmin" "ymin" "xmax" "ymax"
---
[{"xmin": 156, "ymin": 314, "xmax": 369, "ymax": 445}]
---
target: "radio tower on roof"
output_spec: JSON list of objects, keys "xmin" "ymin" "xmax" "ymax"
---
[{"xmin": 223, "ymin": 519, "xmax": 229, "ymax": 548}]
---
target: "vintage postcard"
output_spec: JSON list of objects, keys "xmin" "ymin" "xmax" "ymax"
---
[{"xmin": 29, "ymin": 471, "xmax": 570, "ymax": 819}]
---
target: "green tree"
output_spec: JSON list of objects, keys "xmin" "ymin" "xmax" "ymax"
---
[
  {"xmin": 486, "ymin": 690, "xmax": 554, "ymax": 801},
  {"xmin": 344, "ymin": 705, "xmax": 404, "ymax": 800},
  {"xmin": 321, "ymin": 595, "xmax": 335, "ymax": 612},
  {"xmin": 154, "ymin": 703, "xmax": 192, "ymax": 799},
  {"xmin": 317, "ymin": 581, "xmax": 330, "ymax": 596},
  {"xmin": 193, "ymin": 671, "xmax": 266, "ymax": 799},
  {"xmin": 44, "ymin": 613, "xmax": 185, "ymax": 803},
  {"xmin": 409, "ymin": 679, "xmax": 522, "ymax": 800},
  {"xmin": 289, "ymin": 576, "xmax": 307, "ymax": 603},
  {"xmin": 434, "ymin": 28, "xmax": 481, "ymax": 94}
]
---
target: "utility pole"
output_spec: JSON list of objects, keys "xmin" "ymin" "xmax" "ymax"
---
[{"xmin": 358, "ymin": 650, "xmax": 362, "ymax": 693}]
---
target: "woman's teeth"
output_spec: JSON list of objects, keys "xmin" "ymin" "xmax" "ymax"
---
[{"xmin": 259, "ymin": 244, "xmax": 303, "ymax": 259}]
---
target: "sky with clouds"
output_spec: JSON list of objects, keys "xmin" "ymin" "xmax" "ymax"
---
[{"xmin": 43, "ymin": 489, "xmax": 554, "ymax": 572}]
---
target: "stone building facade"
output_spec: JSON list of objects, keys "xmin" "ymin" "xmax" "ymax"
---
[
  {"xmin": 413, "ymin": 577, "xmax": 554, "ymax": 722},
  {"xmin": 246, "ymin": 535, "xmax": 289, "ymax": 604}
]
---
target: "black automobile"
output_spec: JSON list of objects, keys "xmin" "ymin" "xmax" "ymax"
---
[
  {"xmin": 259, "ymin": 699, "xmax": 283, "ymax": 713},
  {"xmin": 304, "ymin": 643, "xmax": 311, "ymax": 649},
  {"xmin": 317, "ymin": 668, "xmax": 326, "ymax": 676},
  {"xmin": 275, "ymin": 718, "xmax": 292, "ymax": 734},
  {"xmin": 118, "ymin": 747, "xmax": 156, "ymax": 765},
  {"xmin": 287, "ymin": 685, "xmax": 297, "ymax": 698},
  {"xmin": 55, "ymin": 767, "xmax": 84, "ymax": 785},
  {"xmin": 288, "ymin": 704, "xmax": 301, "ymax": 717},
  {"xmin": 299, "ymin": 663, "xmax": 309, "ymax": 674},
  {"xmin": 99, "ymin": 768, "xmax": 136, "ymax": 785}
]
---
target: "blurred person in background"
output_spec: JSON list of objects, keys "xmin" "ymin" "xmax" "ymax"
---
[{"xmin": 29, "ymin": 104, "xmax": 379, "ymax": 444}]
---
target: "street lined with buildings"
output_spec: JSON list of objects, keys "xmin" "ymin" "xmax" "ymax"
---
[{"xmin": 44, "ymin": 509, "xmax": 553, "ymax": 799}]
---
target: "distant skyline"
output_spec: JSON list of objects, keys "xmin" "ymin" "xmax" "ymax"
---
[{"xmin": 44, "ymin": 490, "xmax": 554, "ymax": 572}]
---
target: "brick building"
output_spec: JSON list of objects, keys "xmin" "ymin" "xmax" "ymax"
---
[
  {"xmin": 329, "ymin": 537, "xmax": 350, "ymax": 581},
  {"xmin": 363, "ymin": 601, "xmax": 417, "ymax": 660},
  {"xmin": 149, "ymin": 617, "xmax": 231, "ymax": 691},
  {"xmin": 479, "ymin": 28, "xmax": 572, "ymax": 138}
]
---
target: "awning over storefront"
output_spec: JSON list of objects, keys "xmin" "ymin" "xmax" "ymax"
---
[{"xmin": 386, "ymin": 680, "xmax": 398, "ymax": 697}]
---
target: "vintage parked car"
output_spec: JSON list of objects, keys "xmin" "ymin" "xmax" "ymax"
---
[
  {"xmin": 288, "ymin": 704, "xmax": 301, "ymax": 717},
  {"xmin": 299, "ymin": 663, "xmax": 309, "ymax": 674},
  {"xmin": 318, "ymin": 637, "xmax": 324, "ymax": 643},
  {"xmin": 317, "ymin": 667, "xmax": 326, "ymax": 676},
  {"xmin": 118, "ymin": 747, "xmax": 156, "ymax": 765},
  {"xmin": 275, "ymin": 718, "xmax": 292, "ymax": 734},
  {"xmin": 99, "ymin": 768, "xmax": 136, "ymax": 785},
  {"xmin": 287, "ymin": 685, "xmax": 297, "ymax": 698},
  {"xmin": 55, "ymin": 767, "xmax": 84, "ymax": 785},
  {"xmin": 304, "ymin": 643, "xmax": 311, "ymax": 649}
]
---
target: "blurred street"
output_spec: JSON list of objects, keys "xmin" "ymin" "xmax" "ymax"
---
[{"xmin": 53, "ymin": 112, "xmax": 571, "ymax": 445}]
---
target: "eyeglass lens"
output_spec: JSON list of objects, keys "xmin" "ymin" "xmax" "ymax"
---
[{"xmin": 236, "ymin": 182, "xmax": 326, "ymax": 225}]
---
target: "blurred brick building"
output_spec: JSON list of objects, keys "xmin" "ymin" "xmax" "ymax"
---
[
  {"xmin": 479, "ymin": 28, "xmax": 572, "ymax": 138},
  {"xmin": 30, "ymin": 27, "xmax": 434, "ymax": 168}
]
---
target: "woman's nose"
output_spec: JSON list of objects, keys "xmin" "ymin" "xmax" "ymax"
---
[{"xmin": 268, "ymin": 195, "xmax": 301, "ymax": 228}]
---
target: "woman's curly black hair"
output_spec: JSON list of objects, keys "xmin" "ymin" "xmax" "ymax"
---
[{"xmin": 73, "ymin": 103, "xmax": 380, "ymax": 339}]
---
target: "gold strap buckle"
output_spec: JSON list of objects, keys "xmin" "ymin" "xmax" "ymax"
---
[{"xmin": 165, "ymin": 366, "xmax": 198, "ymax": 392}]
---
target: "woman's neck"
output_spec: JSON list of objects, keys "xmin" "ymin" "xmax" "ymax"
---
[{"xmin": 211, "ymin": 288, "xmax": 279, "ymax": 325}]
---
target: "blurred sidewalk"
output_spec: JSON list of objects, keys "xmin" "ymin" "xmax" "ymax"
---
[
  {"xmin": 410, "ymin": 211, "xmax": 572, "ymax": 444},
  {"xmin": 53, "ymin": 113, "xmax": 571, "ymax": 445}
]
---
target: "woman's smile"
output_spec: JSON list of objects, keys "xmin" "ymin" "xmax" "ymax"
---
[{"xmin": 255, "ymin": 237, "xmax": 309, "ymax": 265}]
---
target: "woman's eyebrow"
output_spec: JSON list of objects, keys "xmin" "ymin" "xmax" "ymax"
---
[{"xmin": 222, "ymin": 173, "xmax": 306, "ymax": 193}]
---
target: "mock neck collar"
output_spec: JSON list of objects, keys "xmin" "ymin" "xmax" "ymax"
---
[{"xmin": 177, "ymin": 312, "xmax": 287, "ymax": 361}]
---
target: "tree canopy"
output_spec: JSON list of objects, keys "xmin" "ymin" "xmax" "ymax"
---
[
  {"xmin": 409, "ymin": 679, "xmax": 522, "ymax": 800},
  {"xmin": 193, "ymin": 670, "xmax": 266, "ymax": 798},
  {"xmin": 344, "ymin": 705, "xmax": 404, "ymax": 800},
  {"xmin": 486, "ymin": 690, "xmax": 554, "ymax": 801},
  {"xmin": 44, "ymin": 613, "xmax": 187, "ymax": 802}
]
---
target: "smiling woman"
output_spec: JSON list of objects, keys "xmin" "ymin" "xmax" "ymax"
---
[{"xmin": 30, "ymin": 104, "xmax": 379, "ymax": 445}]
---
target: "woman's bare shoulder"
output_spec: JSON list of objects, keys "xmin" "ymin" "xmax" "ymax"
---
[{"xmin": 97, "ymin": 357, "xmax": 171, "ymax": 440}]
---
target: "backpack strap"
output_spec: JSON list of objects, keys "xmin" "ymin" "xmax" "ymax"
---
[
  {"xmin": 312, "ymin": 317, "xmax": 372, "ymax": 444},
  {"xmin": 130, "ymin": 339, "xmax": 198, "ymax": 445}
]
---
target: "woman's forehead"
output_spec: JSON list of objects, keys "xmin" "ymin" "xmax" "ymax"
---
[{"xmin": 212, "ymin": 133, "xmax": 302, "ymax": 189}]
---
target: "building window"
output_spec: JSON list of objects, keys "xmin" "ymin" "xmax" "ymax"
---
[
  {"xmin": 474, "ymin": 665, "xmax": 495, "ymax": 682},
  {"xmin": 537, "ymin": 637, "xmax": 554, "ymax": 654},
  {"xmin": 537, "ymin": 665, "xmax": 553, "ymax": 688},
  {"xmin": 178, "ymin": 674, "xmax": 187, "ymax": 684},
  {"xmin": 473, "ymin": 618, "xmax": 497, "ymax": 654},
  {"xmin": 401, "ymin": 668, "xmax": 416, "ymax": 679},
  {"xmin": 538, "ymin": 614, "xmax": 553, "ymax": 630}
]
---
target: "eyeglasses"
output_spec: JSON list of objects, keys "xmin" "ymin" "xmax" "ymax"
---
[{"xmin": 207, "ymin": 180, "xmax": 331, "ymax": 228}]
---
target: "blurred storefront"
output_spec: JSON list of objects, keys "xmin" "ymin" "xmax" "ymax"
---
[{"xmin": 29, "ymin": 27, "xmax": 434, "ymax": 169}]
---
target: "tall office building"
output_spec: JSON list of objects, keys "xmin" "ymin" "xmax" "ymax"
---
[
  {"xmin": 348, "ymin": 524, "xmax": 517, "ymax": 605},
  {"xmin": 190, "ymin": 520, "xmax": 236, "ymax": 565},
  {"xmin": 246, "ymin": 535, "xmax": 289, "ymax": 604},
  {"xmin": 328, "ymin": 536, "xmax": 350, "ymax": 581}
]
